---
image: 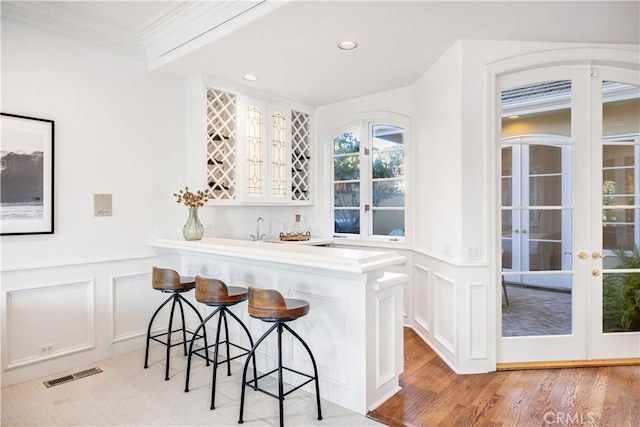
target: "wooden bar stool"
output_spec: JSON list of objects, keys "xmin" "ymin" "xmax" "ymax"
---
[
  {"xmin": 144, "ymin": 267, "xmax": 208, "ymax": 381},
  {"xmin": 184, "ymin": 276, "xmax": 256, "ymax": 410},
  {"xmin": 238, "ymin": 287, "xmax": 322, "ymax": 427}
]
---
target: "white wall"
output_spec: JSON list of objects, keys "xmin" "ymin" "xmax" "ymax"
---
[
  {"xmin": 1, "ymin": 20, "xmax": 186, "ymax": 267},
  {"xmin": 0, "ymin": 20, "xmax": 185, "ymax": 386},
  {"xmin": 413, "ymin": 42, "xmax": 464, "ymax": 261}
]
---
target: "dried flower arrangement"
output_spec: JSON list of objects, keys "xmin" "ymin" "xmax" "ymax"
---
[{"xmin": 173, "ymin": 187, "xmax": 210, "ymax": 208}]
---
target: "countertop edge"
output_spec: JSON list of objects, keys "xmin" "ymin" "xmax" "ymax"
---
[{"xmin": 150, "ymin": 237, "xmax": 406, "ymax": 274}]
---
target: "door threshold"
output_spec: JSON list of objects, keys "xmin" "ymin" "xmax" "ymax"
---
[{"xmin": 497, "ymin": 358, "xmax": 640, "ymax": 370}]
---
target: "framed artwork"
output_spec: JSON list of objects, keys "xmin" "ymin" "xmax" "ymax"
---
[{"xmin": 1, "ymin": 113, "xmax": 55, "ymax": 235}]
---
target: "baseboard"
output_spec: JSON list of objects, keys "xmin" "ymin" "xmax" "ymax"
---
[{"xmin": 497, "ymin": 358, "xmax": 640, "ymax": 370}]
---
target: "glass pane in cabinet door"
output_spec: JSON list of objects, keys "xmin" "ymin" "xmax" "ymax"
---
[
  {"xmin": 271, "ymin": 111, "xmax": 287, "ymax": 197},
  {"xmin": 246, "ymin": 105, "xmax": 264, "ymax": 197}
]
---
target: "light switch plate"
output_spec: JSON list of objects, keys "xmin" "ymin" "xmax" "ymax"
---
[{"xmin": 94, "ymin": 194, "xmax": 112, "ymax": 216}]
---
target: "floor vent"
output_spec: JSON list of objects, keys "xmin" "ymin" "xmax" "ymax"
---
[{"xmin": 43, "ymin": 367, "xmax": 103, "ymax": 388}]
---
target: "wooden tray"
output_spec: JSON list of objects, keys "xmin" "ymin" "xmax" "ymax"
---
[{"xmin": 279, "ymin": 232, "xmax": 311, "ymax": 241}]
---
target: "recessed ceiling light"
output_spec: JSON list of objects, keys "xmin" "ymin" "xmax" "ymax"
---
[
  {"xmin": 242, "ymin": 74, "xmax": 258, "ymax": 81},
  {"xmin": 337, "ymin": 41, "xmax": 358, "ymax": 50}
]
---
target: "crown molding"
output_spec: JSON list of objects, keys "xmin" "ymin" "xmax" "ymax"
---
[
  {"xmin": 143, "ymin": 0, "xmax": 289, "ymax": 70},
  {"xmin": 1, "ymin": 0, "xmax": 289, "ymax": 70},
  {"xmin": 1, "ymin": 1, "xmax": 146, "ymax": 59}
]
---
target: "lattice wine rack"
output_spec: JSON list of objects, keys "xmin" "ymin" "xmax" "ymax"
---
[
  {"xmin": 291, "ymin": 110, "xmax": 310, "ymax": 201},
  {"xmin": 206, "ymin": 88, "xmax": 236, "ymax": 200}
]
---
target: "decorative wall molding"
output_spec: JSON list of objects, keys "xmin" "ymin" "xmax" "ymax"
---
[
  {"xmin": 289, "ymin": 289, "xmax": 349, "ymax": 389},
  {"xmin": 413, "ymin": 263, "xmax": 431, "ymax": 333},
  {"xmin": 1, "ymin": 2, "xmax": 144, "ymax": 58},
  {"xmin": 375, "ymin": 293, "xmax": 396, "ymax": 388},
  {"xmin": 433, "ymin": 273, "xmax": 456, "ymax": 354},
  {"xmin": 4, "ymin": 279, "xmax": 95, "ymax": 370},
  {"xmin": 110, "ymin": 272, "xmax": 155, "ymax": 344},
  {"xmin": 468, "ymin": 282, "xmax": 488, "ymax": 359},
  {"xmin": 1, "ymin": 1, "xmax": 287, "ymax": 71}
]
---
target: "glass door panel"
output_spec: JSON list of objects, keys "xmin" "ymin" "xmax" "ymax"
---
[
  {"xmin": 499, "ymin": 69, "xmax": 585, "ymax": 362},
  {"xmin": 598, "ymin": 78, "xmax": 640, "ymax": 342},
  {"xmin": 499, "ymin": 65, "xmax": 639, "ymax": 363}
]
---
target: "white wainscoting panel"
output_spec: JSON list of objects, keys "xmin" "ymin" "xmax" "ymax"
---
[
  {"xmin": 413, "ymin": 264, "xmax": 430, "ymax": 333},
  {"xmin": 469, "ymin": 282, "xmax": 488, "ymax": 359},
  {"xmin": 433, "ymin": 273, "xmax": 455, "ymax": 354},
  {"xmin": 288, "ymin": 289, "xmax": 349, "ymax": 389},
  {"xmin": 375, "ymin": 293, "xmax": 395, "ymax": 387},
  {"xmin": 6, "ymin": 279, "xmax": 95, "ymax": 369},
  {"xmin": 111, "ymin": 272, "xmax": 163, "ymax": 343}
]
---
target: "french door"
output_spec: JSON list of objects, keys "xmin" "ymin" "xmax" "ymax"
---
[{"xmin": 498, "ymin": 65, "xmax": 640, "ymax": 363}]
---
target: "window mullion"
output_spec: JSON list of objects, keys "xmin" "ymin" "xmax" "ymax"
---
[{"xmin": 362, "ymin": 123, "xmax": 373, "ymax": 238}]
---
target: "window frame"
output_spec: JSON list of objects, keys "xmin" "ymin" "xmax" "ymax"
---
[{"xmin": 327, "ymin": 113, "xmax": 411, "ymax": 243}]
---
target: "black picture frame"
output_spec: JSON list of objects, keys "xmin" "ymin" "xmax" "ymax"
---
[{"xmin": 1, "ymin": 113, "xmax": 55, "ymax": 235}]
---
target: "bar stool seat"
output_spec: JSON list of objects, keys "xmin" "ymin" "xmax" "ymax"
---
[
  {"xmin": 238, "ymin": 287, "xmax": 322, "ymax": 427},
  {"xmin": 144, "ymin": 267, "xmax": 208, "ymax": 381},
  {"xmin": 185, "ymin": 276, "xmax": 256, "ymax": 410}
]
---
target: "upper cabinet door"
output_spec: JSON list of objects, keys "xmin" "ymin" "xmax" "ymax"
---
[
  {"xmin": 206, "ymin": 87, "xmax": 238, "ymax": 201},
  {"xmin": 185, "ymin": 76, "xmax": 312, "ymax": 205}
]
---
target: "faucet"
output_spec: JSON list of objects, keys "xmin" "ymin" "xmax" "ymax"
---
[{"xmin": 250, "ymin": 217, "xmax": 266, "ymax": 241}]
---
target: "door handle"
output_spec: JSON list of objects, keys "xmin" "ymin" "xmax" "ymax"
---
[
  {"xmin": 578, "ymin": 251, "xmax": 588, "ymax": 260},
  {"xmin": 592, "ymin": 269, "xmax": 601, "ymax": 277},
  {"xmin": 592, "ymin": 251, "xmax": 602, "ymax": 259}
]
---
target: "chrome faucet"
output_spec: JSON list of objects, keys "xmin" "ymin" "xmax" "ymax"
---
[{"xmin": 250, "ymin": 217, "xmax": 266, "ymax": 241}]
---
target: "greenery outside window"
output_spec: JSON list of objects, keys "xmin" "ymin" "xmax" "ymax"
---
[{"xmin": 331, "ymin": 118, "xmax": 408, "ymax": 241}]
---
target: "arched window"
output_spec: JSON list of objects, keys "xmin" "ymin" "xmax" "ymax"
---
[{"xmin": 329, "ymin": 114, "xmax": 410, "ymax": 242}]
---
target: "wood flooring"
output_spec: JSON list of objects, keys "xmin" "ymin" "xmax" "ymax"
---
[{"xmin": 367, "ymin": 328, "xmax": 640, "ymax": 427}]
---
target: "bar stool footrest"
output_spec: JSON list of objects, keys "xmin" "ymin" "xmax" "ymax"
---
[
  {"xmin": 191, "ymin": 341, "xmax": 252, "ymax": 365},
  {"xmin": 245, "ymin": 366, "xmax": 317, "ymax": 400},
  {"xmin": 149, "ymin": 329, "xmax": 206, "ymax": 348}
]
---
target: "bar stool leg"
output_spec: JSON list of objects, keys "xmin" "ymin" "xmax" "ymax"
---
[
  {"xmin": 284, "ymin": 323, "xmax": 322, "ymax": 421},
  {"xmin": 277, "ymin": 323, "xmax": 285, "ymax": 427},
  {"xmin": 223, "ymin": 311, "xmax": 232, "ymax": 376},
  {"xmin": 185, "ymin": 307, "xmax": 221, "ymax": 392},
  {"xmin": 177, "ymin": 293, "xmax": 210, "ymax": 356},
  {"xmin": 163, "ymin": 295, "xmax": 179, "ymax": 380},
  {"xmin": 144, "ymin": 294, "xmax": 173, "ymax": 369},
  {"xmin": 176, "ymin": 297, "xmax": 189, "ymax": 356},
  {"xmin": 210, "ymin": 308, "xmax": 225, "ymax": 409},
  {"xmin": 225, "ymin": 309, "xmax": 258, "ymax": 386},
  {"xmin": 238, "ymin": 323, "xmax": 278, "ymax": 424}
]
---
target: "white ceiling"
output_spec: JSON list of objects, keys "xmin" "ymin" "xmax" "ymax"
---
[{"xmin": 4, "ymin": 1, "xmax": 639, "ymax": 107}]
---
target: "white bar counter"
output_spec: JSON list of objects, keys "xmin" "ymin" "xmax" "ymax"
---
[{"xmin": 149, "ymin": 237, "xmax": 408, "ymax": 415}]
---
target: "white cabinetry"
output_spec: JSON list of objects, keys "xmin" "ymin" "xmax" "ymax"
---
[{"xmin": 185, "ymin": 75, "xmax": 312, "ymax": 205}]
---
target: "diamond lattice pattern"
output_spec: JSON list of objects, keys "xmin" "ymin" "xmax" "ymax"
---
[
  {"xmin": 291, "ymin": 111, "xmax": 310, "ymax": 201},
  {"xmin": 206, "ymin": 89, "xmax": 236, "ymax": 199}
]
